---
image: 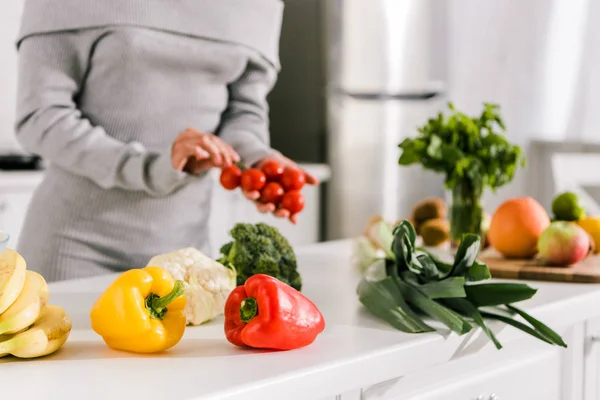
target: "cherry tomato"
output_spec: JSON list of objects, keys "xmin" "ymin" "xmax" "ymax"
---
[
  {"xmin": 219, "ymin": 165, "xmax": 242, "ymax": 190},
  {"xmin": 261, "ymin": 160, "xmax": 284, "ymax": 181},
  {"xmin": 281, "ymin": 168, "xmax": 306, "ymax": 191},
  {"xmin": 241, "ymin": 168, "xmax": 267, "ymax": 192},
  {"xmin": 260, "ymin": 182, "xmax": 285, "ymax": 205},
  {"xmin": 281, "ymin": 190, "xmax": 305, "ymax": 214}
]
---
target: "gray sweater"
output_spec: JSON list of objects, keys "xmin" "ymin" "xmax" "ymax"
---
[{"xmin": 14, "ymin": 0, "xmax": 284, "ymax": 281}]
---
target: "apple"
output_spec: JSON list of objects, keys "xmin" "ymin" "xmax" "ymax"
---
[{"xmin": 537, "ymin": 221, "xmax": 592, "ymax": 266}]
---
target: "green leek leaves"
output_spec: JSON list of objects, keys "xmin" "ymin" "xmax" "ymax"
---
[{"xmin": 356, "ymin": 219, "xmax": 567, "ymax": 350}]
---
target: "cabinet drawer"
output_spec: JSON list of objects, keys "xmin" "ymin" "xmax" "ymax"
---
[
  {"xmin": 584, "ymin": 317, "xmax": 600, "ymax": 400},
  {"xmin": 362, "ymin": 338, "xmax": 566, "ymax": 400},
  {"xmin": 409, "ymin": 348, "xmax": 561, "ymax": 400}
]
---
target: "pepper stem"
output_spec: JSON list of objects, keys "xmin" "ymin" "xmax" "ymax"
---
[
  {"xmin": 146, "ymin": 280, "xmax": 185, "ymax": 320},
  {"xmin": 240, "ymin": 298, "xmax": 258, "ymax": 323}
]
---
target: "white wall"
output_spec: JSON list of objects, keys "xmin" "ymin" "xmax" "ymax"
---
[
  {"xmin": 447, "ymin": 0, "xmax": 593, "ymax": 213},
  {"xmin": 0, "ymin": 1, "xmax": 24, "ymax": 151}
]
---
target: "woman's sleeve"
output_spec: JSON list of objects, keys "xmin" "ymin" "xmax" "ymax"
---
[
  {"xmin": 216, "ymin": 55, "xmax": 280, "ymax": 167},
  {"xmin": 15, "ymin": 31, "xmax": 193, "ymax": 197}
]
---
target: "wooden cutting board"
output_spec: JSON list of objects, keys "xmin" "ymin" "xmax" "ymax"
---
[{"xmin": 478, "ymin": 249, "xmax": 600, "ymax": 283}]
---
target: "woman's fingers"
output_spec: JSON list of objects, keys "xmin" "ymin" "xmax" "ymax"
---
[
  {"xmin": 304, "ymin": 171, "xmax": 319, "ymax": 185},
  {"xmin": 171, "ymin": 129, "xmax": 242, "ymax": 173},
  {"xmin": 274, "ymin": 208, "xmax": 290, "ymax": 218},
  {"xmin": 256, "ymin": 203, "xmax": 275, "ymax": 213},
  {"xmin": 243, "ymin": 190, "xmax": 260, "ymax": 201},
  {"xmin": 198, "ymin": 136, "xmax": 223, "ymax": 166},
  {"xmin": 214, "ymin": 140, "xmax": 240, "ymax": 165},
  {"xmin": 289, "ymin": 213, "xmax": 299, "ymax": 224}
]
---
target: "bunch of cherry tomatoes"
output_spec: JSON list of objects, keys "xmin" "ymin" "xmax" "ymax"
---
[{"xmin": 219, "ymin": 160, "xmax": 306, "ymax": 215}]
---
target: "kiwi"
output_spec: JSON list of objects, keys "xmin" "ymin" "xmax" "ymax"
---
[
  {"xmin": 411, "ymin": 198, "xmax": 447, "ymax": 226},
  {"xmin": 420, "ymin": 218, "xmax": 450, "ymax": 247}
]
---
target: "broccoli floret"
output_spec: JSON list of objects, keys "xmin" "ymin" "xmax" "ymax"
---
[{"xmin": 218, "ymin": 222, "xmax": 302, "ymax": 291}]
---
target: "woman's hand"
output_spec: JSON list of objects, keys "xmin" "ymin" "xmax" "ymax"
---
[
  {"xmin": 243, "ymin": 154, "xmax": 319, "ymax": 224},
  {"xmin": 171, "ymin": 128, "xmax": 240, "ymax": 174}
]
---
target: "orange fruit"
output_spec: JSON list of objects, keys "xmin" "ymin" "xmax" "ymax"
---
[{"xmin": 488, "ymin": 197, "xmax": 551, "ymax": 258}]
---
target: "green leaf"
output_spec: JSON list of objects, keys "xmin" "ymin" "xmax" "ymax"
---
[
  {"xmin": 398, "ymin": 149, "xmax": 420, "ymax": 165},
  {"xmin": 396, "ymin": 279, "xmax": 472, "ymax": 335},
  {"xmin": 465, "ymin": 283, "xmax": 537, "ymax": 307},
  {"xmin": 417, "ymin": 277, "xmax": 467, "ymax": 299},
  {"xmin": 479, "ymin": 310, "xmax": 555, "ymax": 346},
  {"xmin": 449, "ymin": 234, "xmax": 481, "ymax": 277},
  {"xmin": 357, "ymin": 277, "xmax": 434, "ymax": 333},
  {"xmin": 466, "ymin": 261, "xmax": 492, "ymax": 282},
  {"xmin": 398, "ymin": 102, "xmax": 526, "ymax": 192},
  {"xmin": 416, "ymin": 253, "xmax": 439, "ymax": 282},
  {"xmin": 444, "ymin": 298, "xmax": 502, "ymax": 349},
  {"xmin": 426, "ymin": 135, "xmax": 443, "ymax": 158},
  {"xmin": 394, "ymin": 220, "xmax": 417, "ymax": 245},
  {"xmin": 505, "ymin": 305, "xmax": 567, "ymax": 348},
  {"xmin": 392, "ymin": 221, "xmax": 419, "ymax": 272}
]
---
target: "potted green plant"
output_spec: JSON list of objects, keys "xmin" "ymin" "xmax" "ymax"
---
[{"xmin": 398, "ymin": 102, "xmax": 526, "ymax": 247}]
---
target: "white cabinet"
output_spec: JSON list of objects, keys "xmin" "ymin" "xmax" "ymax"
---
[
  {"xmin": 407, "ymin": 349, "xmax": 561, "ymax": 400},
  {"xmin": 357, "ymin": 341, "xmax": 563, "ymax": 400},
  {"xmin": 585, "ymin": 317, "xmax": 600, "ymax": 400},
  {"xmin": 346, "ymin": 322, "xmax": 593, "ymax": 400}
]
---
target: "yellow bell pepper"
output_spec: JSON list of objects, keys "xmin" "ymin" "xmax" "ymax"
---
[{"xmin": 90, "ymin": 266, "xmax": 186, "ymax": 353}]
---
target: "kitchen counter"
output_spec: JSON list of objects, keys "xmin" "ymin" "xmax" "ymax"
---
[{"xmin": 2, "ymin": 240, "xmax": 600, "ymax": 400}]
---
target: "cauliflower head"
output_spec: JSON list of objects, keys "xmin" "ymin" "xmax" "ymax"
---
[{"xmin": 147, "ymin": 247, "xmax": 236, "ymax": 326}]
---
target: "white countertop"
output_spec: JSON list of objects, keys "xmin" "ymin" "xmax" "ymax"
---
[
  {"xmin": 2, "ymin": 240, "xmax": 600, "ymax": 400},
  {"xmin": 0, "ymin": 170, "xmax": 44, "ymax": 189}
]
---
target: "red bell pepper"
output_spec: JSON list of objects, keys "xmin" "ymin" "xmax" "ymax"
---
[{"xmin": 224, "ymin": 274, "xmax": 325, "ymax": 350}]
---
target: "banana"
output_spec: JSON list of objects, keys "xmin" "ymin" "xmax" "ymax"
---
[
  {"xmin": 0, "ymin": 248, "xmax": 27, "ymax": 314},
  {"xmin": 0, "ymin": 271, "xmax": 50, "ymax": 335},
  {"xmin": 0, "ymin": 304, "xmax": 72, "ymax": 358}
]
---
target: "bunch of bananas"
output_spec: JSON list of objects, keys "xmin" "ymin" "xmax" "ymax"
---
[{"xmin": 0, "ymin": 248, "xmax": 71, "ymax": 359}]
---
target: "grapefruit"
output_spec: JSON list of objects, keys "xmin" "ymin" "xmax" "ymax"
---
[{"xmin": 488, "ymin": 197, "xmax": 551, "ymax": 258}]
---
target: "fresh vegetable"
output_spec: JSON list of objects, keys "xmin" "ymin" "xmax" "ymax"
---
[
  {"xmin": 224, "ymin": 274, "xmax": 325, "ymax": 350},
  {"xmin": 353, "ymin": 236, "xmax": 385, "ymax": 273},
  {"xmin": 355, "ymin": 219, "xmax": 567, "ymax": 350},
  {"xmin": 537, "ymin": 221, "xmax": 592, "ymax": 266},
  {"xmin": 241, "ymin": 168, "xmax": 267, "ymax": 192},
  {"xmin": 261, "ymin": 182, "xmax": 285, "ymax": 205},
  {"xmin": 398, "ymin": 103, "xmax": 526, "ymax": 242},
  {"xmin": 0, "ymin": 271, "xmax": 49, "ymax": 335},
  {"xmin": 552, "ymin": 191, "xmax": 586, "ymax": 221},
  {"xmin": 147, "ymin": 248, "xmax": 237, "ymax": 326},
  {"xmin": 218, "ymin": 223, "xmax": 302, "ymax": 291},
  {"xmin": 281, "ymin": 167, "xmax": 306, "ymax": 191},
  {"xmin": 261, "ymin": 160, "xmax": 284, "ymax": 181},
  {"xmin": 0, "ymin": 305, "xmax": 72, "ymax": 359},
  {"xmin": 90, "ymin": 266, "xmax": 187, "ymax": 353},
  {"xmin": 281, "ymin": 190, "xmax": 305, "ymax": 214},
  {"xmin": 0, "ymin": 248, "xmax": 27, "ymax": 314},
  {"xmin": 218, "ymin": 162, "xmax": 310, "ymax": 220},
  {"xmin": 220, "ymin": 165, "xmax": 242, "ymax": 190},
  {"xmin": 363, "ymin": 217, "xmax": 395, "ymax": 258}
]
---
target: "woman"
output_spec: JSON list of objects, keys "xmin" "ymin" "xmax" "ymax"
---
[{"xmin": 14, "ymin": 0, "xmax": 316, "ymax": 281}]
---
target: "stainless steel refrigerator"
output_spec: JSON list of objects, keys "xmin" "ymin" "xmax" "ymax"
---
[{"xmin": 322, "ymin": 0, "xmax": 448, "ymax": 240}]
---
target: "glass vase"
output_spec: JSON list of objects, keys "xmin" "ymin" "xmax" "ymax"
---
[{"xmin": 449, "ymin": 180, "xmax": 484, "ymax": 249}]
